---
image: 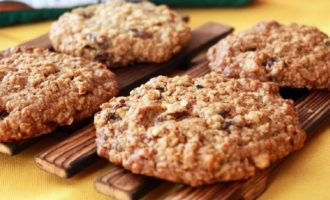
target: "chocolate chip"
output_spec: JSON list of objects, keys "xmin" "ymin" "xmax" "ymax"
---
[
  {"xmin": 195, "ymin": 84, "xmax": 204, "ymax": 89},
  {"xmin": 221, "ymin": 120, "xmax": 232, "ymax": 131},
  {"xmin": 0, "ymin": 111, "xmax": 9, "ymax": 120},
  {"xmin": 130, "ymin": 28, "xmax": 153, "ymax": 39}
]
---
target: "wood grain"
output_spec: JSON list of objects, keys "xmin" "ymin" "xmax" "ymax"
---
[
  {"xmin": 95, "ymin": 62, "xmax": 330, "ymax": 200},
  {"xmin": 34, "ymin": 23, "xmax": 234, "ymax": 178},
  {"xmin": 95, "ymin": 166, "xmax": 162, "ymax": 200},
  {"xmin": 35, "ymin": 125, "xmax": 97, "ymax": 178},
  {"xmin": 0, "ymin": 139, "xmax": 38, "ymax": 155}
]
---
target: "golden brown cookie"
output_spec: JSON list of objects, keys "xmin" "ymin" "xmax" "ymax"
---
[
  {"xmin": 95, "ymin": 72, "xmax": 306, "ymax": 186},
  {"xmin": 0, "ymin": 47, "xmax": 119, "ymax": 142},
  {"xmin": 207, "ymin": 20, "xmax": 330, "ymax": 90},
  {"xmin": 50, "ymin": 1, "xmax": 191, "ymax": 68}
]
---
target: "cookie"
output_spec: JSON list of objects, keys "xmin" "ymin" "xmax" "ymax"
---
[
  {"xmin": 207, "ymin": 20, "xmax": 330, "ymax": 90},
  {"xmin": 0, "ymin": 47, "xmax": 119, "ymax": 142},
  {"xmin": 50, "ymin": 1, "xmax": 191, "ymax": 68},
  {"xmin": 94, "ymin": 72, "xmax": 306, "ymax": 186}
]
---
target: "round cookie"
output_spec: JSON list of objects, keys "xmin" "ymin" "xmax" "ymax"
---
[
  {"xmin": 207, "ymin": 20, "xmax": 330, "ymax": 90},
  {"xmin": 50, "ymin": 1, "xmax": 191, "ymax": 68},
  {"xmin": 0, "ymin": 47, "xmax": 119, "ymax": 142},
  {"xmin": 94, "ymin": 72, "xmax": 306, "ymax": 186}
]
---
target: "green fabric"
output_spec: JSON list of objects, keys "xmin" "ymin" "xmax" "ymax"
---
[
  {"xmin": 0, "ymin": 8, "xmax": 71, "ymax": 27},
  {"xmin": 0, "ymin": 0, "xmax": 252, "ymax": 27},
  {"xmin": 152, "ymin": 0, "xmax": 252, "ymax": 7}
]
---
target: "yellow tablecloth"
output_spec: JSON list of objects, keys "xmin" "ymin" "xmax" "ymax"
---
[{"xmin": 1, "ymin": 0, "xmax": 330, "ymax": 199}]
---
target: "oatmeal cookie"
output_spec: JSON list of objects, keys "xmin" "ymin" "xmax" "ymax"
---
[
  {"xmin": 50, "ymin": 1, "xmax": 191, "ymax": 68},
  {"xmin": 95, "ymin": 72, "xmax": 306, "ymax": 186},
  {"xmin": 0, "ymin": 47, "xmax": 119, "ymax": 142},
  {"xmin": 207, "ymin": 20, "xmax": 330, "ymax": 90}
]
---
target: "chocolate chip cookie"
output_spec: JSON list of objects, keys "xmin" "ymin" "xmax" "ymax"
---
[
  {"xmin": 208, "ymin": 20, "xmax": 330, "ymax": 90},
  {"xmin": 0, "ymin": 47, "xmax": 119, "ymax": 142},
  {"xmin": 50, "ymin": 1, "xmax": 191, "ymax": 68},
  {"xmin": 95, "ymin": 72, "xmax": 306, "ymax": 186}
]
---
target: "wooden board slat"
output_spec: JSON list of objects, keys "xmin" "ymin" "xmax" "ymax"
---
[
  {"xmin": 35, "ymin": 125, "xmax": 97, "ymax": 178},
  {"xmin": 0, "ymin": 139, "xmax": 39, "ymax": 155},
  {"xmin": 33, "ymin": 23, "xmax": 234, "ymax": 177},
  {"xmin": 95, "ymin": 166, "xmax": 162, "ymax": 200},
  {"xmin": 95, "ymin": 62, "xmax": 330, "ymax": 200},
  {"xmin": 19, "ymin": 33, "xmax": 51, "ymax": 49}
]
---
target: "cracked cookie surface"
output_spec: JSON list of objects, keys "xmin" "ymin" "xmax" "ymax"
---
[
  {"xmin": 95, "ymin": 72, "xmax": 306, "ymax": 186},
  {"xmin": 50, "ymin": 1, "xmax": 191, "ymax": 68},
  {"xmin": 207, "ymin": 20, "xmax": 330, "ymax": 90},
  {"xmin": 0, "ymin": 47, "xmax": 119, "ymax": 142}
]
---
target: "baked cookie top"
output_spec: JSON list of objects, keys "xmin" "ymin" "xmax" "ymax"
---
[
  {"xmin": 50, "ymin": 1, "xmax": 191, "ymax": 68},
  {"xmin": 94, "ymin": 72, "xmax": 306, "ymax": 186},
  {"xmin": 207, "ymin": 20, "xmax": 330, "ymax": 90},
  {"xmin": 0, "ymin": 47, "xmax": 119, "ymax": 142}
]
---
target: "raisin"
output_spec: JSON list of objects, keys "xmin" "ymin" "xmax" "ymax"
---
[
  {"xmin": 102, "ymin": 134, "xmax": 108, "ymax": 141},
  {"xmin": 155, "ymin": 87, "xmax": 165, "ymax": 93},
  {"xmin": 262, "ymin": 57, "xmax": 278, "ymax": 68},
  {"xmin": 107, "ymin": 112, "xmax": 117, "ymax": 121},
  {"xmin": 0, "ymin": 111, "xmax": 8, "ymax": 120},
  {"xmin": 79, "ymin": 12, "xmax": 94, "ymax": 19},
  {"xmin": 130, "ymin": 28, "xmax": 153, "ymax": 39},
  {"xmin": 221, "ymin": 120, "xmax": 232, "ymax": 131},
  {"xmin": 82, "ymin": 44, "xmax": 95, "ymax": 51},
  {"xmin": 99, "ymin": 42, "xmax": 110, "ymax": 49},
  {"xmin": 245, "ymin": 47, "xmax": 257, "ymax": 52},
  {"xmin": 97, "ymin": 35, "xmax": 111, "ymax": 49},
  {"xmin": 171, "ymin": 111, "xmax": 189, "ymax": 121},
  {"xmin": 195, "ymin": 84, "xmax": 204, "ymax": 89},
  {"xmin": 326, "ymin": 40, "xmax": 330, "ymax": 46},
  {"xmin": 95, "ymin": 52, "xmax": 110, "ymax": 63},
  {"xmin": 217, "ymin": 111, "xmax": 230, "ymax": 118}
]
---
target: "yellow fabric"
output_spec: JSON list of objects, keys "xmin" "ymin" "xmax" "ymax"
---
[{"xmin": 0, "ymin": 0, "xmax": 329, "ymax": 199}]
